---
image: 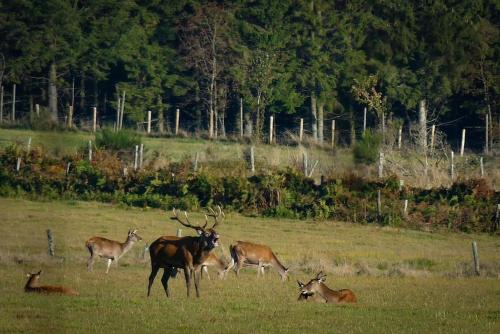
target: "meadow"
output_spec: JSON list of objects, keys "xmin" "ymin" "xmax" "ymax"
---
[{"xmin": 1, "ymin": 197, "xmax": 499, "ymax": 333}]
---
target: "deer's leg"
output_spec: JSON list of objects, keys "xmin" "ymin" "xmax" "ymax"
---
[
  {"xmin": 87, "ymin": 254, "xmax": 95, "ymax": 272},
  {"xmin": 106, "ymin": 259, "xmax": 113, "ymax": 274},
  {"xmin": 183, "ymin": 267, "xmax": 192, "ymax": 298},
  {"xmin": 193, "ymin": 268, "xmax": 201, "ymax": 298},
  {"xmin": 161, "ymin": 267, "xmax": 173, "ymax": 297},
  {"xmin": 202, "ymin": 266, "xmax": 211, "ymax": 280},
  {"xmin": 235, "ymin": 258, "xmax": 244, "ymax": 277},
  {"xmin": 257, "ymin": 260, "xmax": 263, "ymax": 278},
  {"xmin": 147, "ymin": 264, "xmax": 160, "ymax": 297}
]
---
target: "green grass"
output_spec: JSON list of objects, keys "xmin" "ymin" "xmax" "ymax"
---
[{"xmin": 0, "ymin": 198, "xmax": 499, "ymax": 333}]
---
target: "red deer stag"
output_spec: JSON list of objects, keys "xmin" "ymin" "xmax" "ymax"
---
[
  {"xmin": 86, "ymin": 229, "xmax": 142, "ymax": 273},
  {"xmin": 297, "ymin": 271, "xmax": 357, "ymax": 303},
  {"xmin": 24, "ymin": 270, "xmax": 79, "ymax": 296},
  {"xmin": 147, "ymin": 206, "xmax": 224, "ymax": 298},
  {"xmin": 228, "ymin": 241, "xmax": 289, "ymax": 281}
]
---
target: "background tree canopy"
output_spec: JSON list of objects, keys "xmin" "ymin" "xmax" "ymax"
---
[{"xmin": 0, "ymin": 0, "xmax": 498, "ymax": 149}]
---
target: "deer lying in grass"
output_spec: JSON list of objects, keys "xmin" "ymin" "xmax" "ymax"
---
[
  {"xmin": 86, "ymin": 229, "xmax": 142, "ymax": 273},
  {"xmin": 228, "ymin": 241, "xmax": 288, "ymax": 281},
  {"xmin": 24, "ymin": 270, "xmax": 79, "ymax": 296},
  {"xmin": 297, "ymin": 272, "xmax": 357, "ymax": 304}
]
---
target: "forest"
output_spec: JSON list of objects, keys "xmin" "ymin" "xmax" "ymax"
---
[{"xmin": 0, "ymin": 0, "xmax": 498, "ymax": 148}]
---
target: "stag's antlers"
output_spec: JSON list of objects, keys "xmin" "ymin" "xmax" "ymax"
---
[
  {"xmin": 171, "ymin": 206, "xmax": 224, "ymax": 231},
  {"xmin": 316, "ymin": 271, "xmax": 327, "ymax": 281}
]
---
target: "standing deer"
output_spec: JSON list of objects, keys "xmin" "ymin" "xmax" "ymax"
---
[
  {"xmin": 147, "ymin": 206, "xmax": 224, "ymax": 298},
  {"xmin": 24, "ymin": 270, "xmax": 79, "ymax": 296},
  {"xmin": 228, "ymin": 241, "xmax": 289, "ymax": 281},
  {"xmin": 85, "ymin": 229, "xmax": 142, "ymax": 273},
  {"xmin": 297, "ymin": 272, "xmax": 357, "ymax": 304}
]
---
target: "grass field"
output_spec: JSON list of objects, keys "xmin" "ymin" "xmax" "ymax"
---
[{"xmin": 1, "ymin": 198, "xmax": 499, "ymax": 333}]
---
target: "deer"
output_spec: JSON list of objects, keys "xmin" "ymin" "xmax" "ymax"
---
[
  {"xmin": 297, "ymin": 271, "xmax": 357, "ymax": 304},
  {"xmin": 24, "ymin": 270, "xmax": 79, "ymax": 296},
  {"xmin": 228, "ymin": 241, "xmax": 289, "ymax": 281},
  {"xmin": 200, "ymin": 252, "xmax": 229, "ymax": 280},
  {"xmin": 85, "ymin": 229, "xmax": 142, "ymax": 273},
  {"xmin": 147, "ymin": 206, "xmax": 224, "ymax": 298}
]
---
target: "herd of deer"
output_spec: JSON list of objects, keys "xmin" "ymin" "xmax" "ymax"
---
[{"xmin": 25, "ymin": 206, "xmax": 356, "ymax": 304}]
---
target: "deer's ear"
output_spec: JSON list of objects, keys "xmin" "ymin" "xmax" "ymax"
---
[
  {"xmin": 297, "ymin": 280, "xmax": 304, "ymax": 288},
  {"xmin": 318, "ymin": 276, "xmax": 326, "ymax": 283}
]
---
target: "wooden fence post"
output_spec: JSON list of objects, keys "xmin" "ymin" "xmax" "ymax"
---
[
  {"xmin": 269, "ymin": 116, "xmax": 274, "ymax": 144},
  {"xmin": 177, "ymin": 229, "xmax": 182, "ymax": 237},
  {"xmin": 134, "ymin": 145, "xmax": 139, "ymax": 170},
  {"xmin": 175, "ymin": 108, "xmax": 180, "ymax": 135},
  {"xmin": 250, "ymin": 146, "xmax": 255, "ymax": 174},
  {"xmin": 27, "ymin": 137, "xmax": 32, "ymax": 152},
  {"xmin": 66, "ymin": 162, "xmax": 71, "ymax": 175},
  {"xmin": 299, "ymin": 118, "xmax": 304, "ymax": 143},
  {"xmin": 451, "ymin": 150, "xmax": 455, "ymax": 180},
  {"xmin": 430, "ymin": 124, "xmax": 436, "ymax": 154},
  {"xmin": 460, "ymin": 129, "xmax": 466, "ymax": 156},
  {"xmin": 398, "ymin": 126, "xmax": 402, "ymax": 149},
  {"xmin": 480, "ymin": 157, "xmax": 484, "ymax": 177},
  {"xmin": 92, "ymin": 107, "xmax": 97, "ymax": 132},
  {"xmin": 378, "ymin": 151, "xmax": 384, "ymax": 178},
  {"xmin": 16, "ymin": 157, "xmax": 21, "ymax": 172},
  {"xmin": 403, "ymin": 199, "xmax": 408, "ymax": 216},
  {"xmin": 47, "ymin": 229, "xmax": 55, "ymax": 256},
  {"xmin": 193, "ymin": 152, "xmax": 199, "ymax": 172},
  {"xmin": 12, "ymin": 84, "xmax": 16, "ymax": 122},
  {"xmin": 139, "ymin": 144, "xmax": 144, "ymax": 169},
  {"xmin": 147, "ymin": 110, "xmax": 152, "ymax": 134},
  {"xmin": 116, "ymin": 97, "xmax": 121, "ymax": 132},
  {"xmin": 88, "ymin": 140, "xmax": 92, "ymax": 161},
  {"xmin": 363, "ymin": 107, "xmax": 367, "ymax": 136},
  {"xmin": 331, "ymin": 120, "xmax": 336, "ymax": 149},
  {"xmin": 471, "ymin": 241, "xmax": 480, "ymax": 276},
  {"xmin": 36, "ymin": 103, "xmax": 40, "ymax": 117}
]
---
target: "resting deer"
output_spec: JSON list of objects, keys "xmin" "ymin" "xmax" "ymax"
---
[
  {"xmin": 86, "ymin": 229, "xmax": 142, "ymax": 273},
  {"xmin": 24, "ymin": 270, "xmax": 79, "ymax": 296},
  {"xmin": 148, "ymin": 206, "xmax": 224, "ymax": 298},
  {"xmin": 229, "ymin": 241, "xmax": 289, "ymax": 281},
  {"xmin": 297, "ymin": 272, "xmax": 357, "ymax": 304}
]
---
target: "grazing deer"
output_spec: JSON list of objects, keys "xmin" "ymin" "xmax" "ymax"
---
[
  {"xmin": 24, "ymin": 270, "xmax": 79, "ymax": 296},
  {"xmin": 228, "ymin": 241, "xmax": 289, "ymax": 281},
  {"xmin": 85, "ymin": 229, "xmax": 142, "ymax": 273},
  {"xmin": 147, "ymin": 206, "xmax": 224, "ymax": 298},
  {"xmin": 200, "ymin": 252, "xmax": 228, "ymax": 280},
  {"xmin": 297, "ymin": 272, "xmax": 357, "ymax": 304}
]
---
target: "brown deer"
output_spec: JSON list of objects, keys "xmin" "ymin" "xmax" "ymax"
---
[
  {"xmin": 147, "ymin": 206, "xmax": 224, "ymax": 298},
  {"xmin": 228, "ymin": 241, "xmax": 289, "ymax": 281},
  {"xmin": 85, "ymin": 229, "xmax": 142, "ymax": 273},
  {"xmin": 24, "ymin": 270, "xmax": 79, "ymax": 296},
  {"xmin": 297, "ymin": 272, "xmax": 357, "ymax": 304},
  {"xmin": 200, "ymin": 252, "xmax": 228, "ymax": 280}
]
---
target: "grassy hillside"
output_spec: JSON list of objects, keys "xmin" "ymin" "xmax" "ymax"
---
[{"xmin": 0, "ymin": 198, "xmax": 499, "ymax": 333}]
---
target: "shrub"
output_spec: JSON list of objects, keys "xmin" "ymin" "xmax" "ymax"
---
[
  {"xmin": 95, "ymin": 129, "xmax": 142, "ymax": 151},
  {"xmin": 353, "ymin": 130, "xmax": 382, "ymax": 165}
]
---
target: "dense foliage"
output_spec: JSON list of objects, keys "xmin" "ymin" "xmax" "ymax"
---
[
  {"xmin": 0, "ymin": 1, "xmax": 498, "ymax": 146},
  {"xmin": 0, "ymin": 145, "xmax": 497, "ymax": 233}
]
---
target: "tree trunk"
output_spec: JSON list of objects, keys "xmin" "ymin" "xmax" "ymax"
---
[
  {"xmin": 418, "ymin": 99, "xmax": 427, "ymax": 151},
  {"xmin": 244, "ymin": 112, "xmax": 252, "ymax": 137},
  {"xmin": 79, "ymin": 72, "xmax": 85, "ymax": 116},
  {"xmin": 350, "ymin": 108, "xmax": 356, "ymax": 147},
  {"xmin": 311, "ymin": 94, "xmax": 318, "ymax": 142},
  {"xmin": 93, "ymin": 76, "xmax": 98, "ymax": 108},
  {"xmin": 318, "ymin": 101, "xmax": 324, "ymax": 145},
  {"xmin": 48, "ymin": 62, "xmax": 58, "ymax": 123}
]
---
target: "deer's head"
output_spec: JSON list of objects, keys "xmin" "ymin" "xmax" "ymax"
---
[
  {"xmin": 171, "ymin": 206, "xmax": 224, "ymax": 251},
  {"xmin": 297, "ymin": 271, "xmax": 327, "ymax": 295},
  {"xmin": 127, "ymin": 229, "xmax": 143, "ymax": 243}
]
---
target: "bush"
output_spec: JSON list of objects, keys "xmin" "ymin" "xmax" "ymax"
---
[
  {"xmin": 95, "ymin": 129, "xmax": 142, "ymax": 151},
  {"xmin": 353, "ymin": 130, "xmax": 382, "ymax": 165}
]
